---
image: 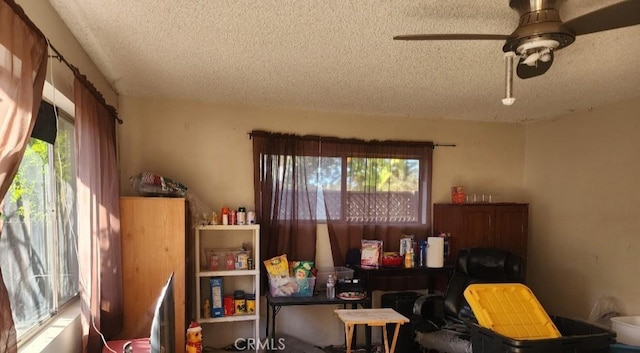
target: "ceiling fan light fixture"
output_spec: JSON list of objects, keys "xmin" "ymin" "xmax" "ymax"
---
[
  {"xmin": 516, "ymin": 38, "xmax": 560, "ymax": 55},
  {"xmin": 521, "ymin": 52, "xmax": 541, "ymax": 66},
  {"xmin": 539, "ymin": 52, "xmax": 552, "ymax": 62},
  {"xmin": 516, "ymin": 38, "xmax": 559, "ymax": 66}
]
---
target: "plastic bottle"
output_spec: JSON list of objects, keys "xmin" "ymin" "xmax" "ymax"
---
[
  {"xmin": 221, "ymin": 207, "xmax": 229, "ymax": 225},
  {"xmin": 404, "ymin": 247, "xmax": 415, "ymax": 268},
  {"xmin": 237, "ymin": 207, "xmax": 246, "ymax": 225},
  {"xmin": 326, "ymin": 274, "xmax": 336, "ymax": 299},
  {"xmin": 418, "ymin": 239, "xmax": 427, "ymax": 267}
]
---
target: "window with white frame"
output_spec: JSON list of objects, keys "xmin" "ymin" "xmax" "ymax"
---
[{"xmin": 0, "ymin": 104, "xmax": 78, "ymax": 340}]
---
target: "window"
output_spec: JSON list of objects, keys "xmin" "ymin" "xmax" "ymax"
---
[
  {"xmin": 259, "ymin": 135, "xmax": 432, "ymax": 224},
  {"xmin": 0, "ymin": 110, "xmax": 78, "ymax": 340},
  {"xmin": 330, "ymin": 156, "xmax": 421, "ymax": 222}
]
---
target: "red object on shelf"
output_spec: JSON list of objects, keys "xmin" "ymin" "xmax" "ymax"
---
[
  {"xmin": 381, "ymin": 253, "xmax": 403, "ymax": 267},
  {"xmin": 451, "ymin": 186, "xmax": 465, "ymax": 204}
]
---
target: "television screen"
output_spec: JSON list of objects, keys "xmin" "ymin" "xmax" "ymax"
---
[{"xmin": 150, "ymin": 273, "xmax": 176, "ymax": 353}]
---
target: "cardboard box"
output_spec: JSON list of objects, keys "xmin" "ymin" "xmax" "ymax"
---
[{"xmin": 209, "ymin": 277, "xmax": 224, "ymax": 317}]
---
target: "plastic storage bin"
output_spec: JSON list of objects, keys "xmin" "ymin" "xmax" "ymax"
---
[
  {"xmin": 268, "ymin": 276, "xmax": 316, "ymax": 297},
  {"xmin": 610, "ymin": 343, "xmax": 640, "ymax": 353},
  {"xmin": 316, "ymin": 266, "xmax": 354, "ymax": 290},
  {"xmin": 203, "ymin": 248, "xmax": 250, "ymax": 271},
  {"xmin": 469, "ymin": 315, "xmax": 615, "ymax": 353},
  {"xmin": 463, "ymin": 283, "xmax": 561, "ymax": 339},
  {"xmin": 611, "ymin": 316, "xmax": 640, "ymax": 346}
]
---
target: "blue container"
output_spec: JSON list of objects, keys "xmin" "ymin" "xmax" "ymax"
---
[
  {"xmin": 610, "ymin": 343, "xmax": 640, "ymax": 353},
  {"xmin": 418, "ymin": 239, "xmax": 427, "ymax": 267}
]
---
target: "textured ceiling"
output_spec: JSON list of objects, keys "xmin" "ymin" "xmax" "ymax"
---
[{"xmin": 47, "ymin": 0, "xmax": 640, "ymax": 123}]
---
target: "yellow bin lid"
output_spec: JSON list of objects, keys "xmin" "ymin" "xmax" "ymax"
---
[{"xmin": 463, "ymin": 283, "xmax": 562, "ymax": 340}]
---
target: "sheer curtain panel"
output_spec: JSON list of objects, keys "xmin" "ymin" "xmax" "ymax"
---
[
  {"xmin": 252, "ymin": 130, "xmax": 434, "ymax": 292},
  {"xmin": 252, "ymin": 131, "xmax": 319, "ymax": 290},
  {"xmin": 320, "ymin": 139, "xmax": 433, "ymax": 271},
  {"xmin": 75, "ymin": 78, "xmax": 123, "ymax": 353},
  {"xmin": 0, "ymin": 1, "xmax": 48, "ymax": 352}
]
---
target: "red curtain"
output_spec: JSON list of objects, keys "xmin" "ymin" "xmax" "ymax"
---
[
  {"xmin": 252, "ymin": 131, "xmax": 319, "ymax": 266},
  {"xmin": 75, "ymin": 77, "xmax": 123, "ymax": 352},
  {"xmin": 0, "ymin": 1, "xmax": 48, "ymax": 352},
  {"xmin": 252, "ymin": 130, "xmax": 435, "ymax": 292}
]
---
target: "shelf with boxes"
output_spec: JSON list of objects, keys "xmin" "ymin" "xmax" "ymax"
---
[{"xmin": 194, "ymin": 224, "xmax": 260, "ymax": 342}]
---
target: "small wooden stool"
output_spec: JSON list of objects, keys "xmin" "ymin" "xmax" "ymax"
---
[{"xmin": 334, "ymin": 308, "xmax": 409, "ymax": 353}]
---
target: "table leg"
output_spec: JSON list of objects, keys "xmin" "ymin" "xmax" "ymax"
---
[
  {"xmin": 363, "ymin": 297, "xmax": 372, "ymax": 353},
  {"xmin": 265, "ymin": 304, "xmax": 270, "ymax": 338},
  {"xmin": 382, "ymin": 325, "xmax": 390, "ymax": 353},
  {"xmin": 344, "ymin": 324, "xmax": 354, "ymax": 353},
  {"xmin": 365, "ymin": 326, "xmax": 371, "ymax": 353},
  {"xmin": 350, "ymin": 303, "xmax": 357, "ymax": 350},
  {"xmin": 389, "ymin": 323, "xmax": 401, "ymax": 353},
  {"xmin": 269, "ymin": 305, "xmax": 281, "ymax": 341}
]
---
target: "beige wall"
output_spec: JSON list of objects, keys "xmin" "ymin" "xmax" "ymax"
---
[
  {"xmin": 17, "ymin": 0, "xmax": 117, "ymax": 107},
  {"xmin": 118, "ymin": 97, "xmax": 527, "ymax": 207},
  {"xmin": 524, "ymin": 98, "xmax": 640, "ymax": 320},
  {"xmin": 118, "ymin": 96, "xmax": 527, "ymax": 347}
]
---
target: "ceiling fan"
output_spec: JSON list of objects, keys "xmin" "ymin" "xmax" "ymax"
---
[{"xmin": 394, "ymin": 0, "xmax": 640, "ymax": 82}]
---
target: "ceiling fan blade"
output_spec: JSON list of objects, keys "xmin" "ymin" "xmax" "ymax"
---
[
  {"xmin": 393, "ymin": 34, "xmax": 510, "ymax": 41},
  {"xmin": 564, "ymin": 1, "xmax": 640, "ymax": 36},
  {"xmin": 516, "ymin": 52, "xmax": 554, "ymax": 80}
]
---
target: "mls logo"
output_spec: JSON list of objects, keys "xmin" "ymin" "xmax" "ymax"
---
[{"xmin": 234, "ymin": 337, "xmax": 286, "ymax": 351}]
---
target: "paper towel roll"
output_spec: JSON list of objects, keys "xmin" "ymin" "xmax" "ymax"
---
[{"xmin": 427, "ymin": 237, "xmax": 444, "ymax": 268}]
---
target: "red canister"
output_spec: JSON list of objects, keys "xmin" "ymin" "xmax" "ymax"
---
[
  {"xmin": 229, "ymin": 210, "xmax": 237, "ymax": 225},
  {"xmin": 225, "ymin": 253, "xmax": 235, "ymax": 270},
  {"xmin": 223, "ymin": 295, "xmax": 235, "ymax": 316},
  {"xmin": 209, "ymin": 254, "xmax": 219, "ymax": 270}
]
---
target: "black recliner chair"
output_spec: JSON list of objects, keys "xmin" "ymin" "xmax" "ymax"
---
[{"xmin": 413, "ymin": 247, "xmax": 525, "ymax": 353}]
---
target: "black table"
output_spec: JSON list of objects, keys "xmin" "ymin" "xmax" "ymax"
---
[
  {"xmin": 350, "ymin": 264, "xmax": 453, "ymax": 351},
  {"xmin": 265, "ymin": 292, "xmax": 372, "ymax": 351},
  {"xmin": 351, "ymin": 264, "xmax": 453, "ymax": 298}
]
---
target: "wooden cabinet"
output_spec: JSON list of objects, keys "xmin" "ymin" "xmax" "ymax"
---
[
  {"xmin": 119, "ymin": 197, "xmax": 190, "ymax": 353},
  {"xmin": 433, "ymin": 203, "xmax": 528, "ymax": 264}
]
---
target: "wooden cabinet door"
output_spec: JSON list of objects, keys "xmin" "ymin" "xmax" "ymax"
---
[
  {"xmin": 461, "ymin": 206, "xmax": 495, "ymax": 248},
  {"xmin": 494, "ymin": 204, "xmax": 528, "ymax": 260},
  {"xmin": 433, "ymin": 203, "xmax": 528, "ymax": 265},
  {"xmin": 120, "ymin": 197, "xmax": 187, "ymax": 353}
]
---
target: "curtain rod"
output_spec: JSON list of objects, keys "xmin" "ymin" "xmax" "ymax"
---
[
  {"xmin": 47, "ymin": 42, "xmax": 123, "ymax": 125},
  {"xmin": 246, "ymin": 132, "xmax": 455, "ymax": 147},
  {"xmin": 6, "ymin": 0, "xmax": 122, "ymax": 124}
]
